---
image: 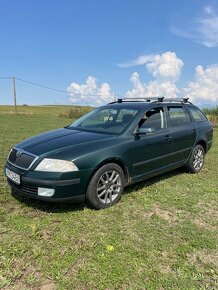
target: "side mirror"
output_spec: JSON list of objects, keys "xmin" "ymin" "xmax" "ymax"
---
[{"xmin": 135, "ymin": 127, "xmax": 155, "ymax": 135}]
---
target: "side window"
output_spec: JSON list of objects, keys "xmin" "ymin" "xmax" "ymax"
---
[
  {"xmin": 139, "ymin": 107, "xmax": 166, "ymax": 131},
  {"xmin": 188, "ymin": 107, "xmax": 207, "ymax": 122},
  {"xmin": 168, "ymin": 106, "xmax": 191, "ymax": 127}
]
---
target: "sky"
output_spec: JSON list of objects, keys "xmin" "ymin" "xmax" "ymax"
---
[{"xmin": 0, "ymin": 0, "xmax": 218, "ymax": 107}]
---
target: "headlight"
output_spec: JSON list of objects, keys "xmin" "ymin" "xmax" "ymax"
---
[{"xmin": 35, "ymin": 158, "xmax": 78, "ymax": 172}]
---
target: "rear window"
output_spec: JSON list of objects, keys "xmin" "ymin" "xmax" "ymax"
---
[
  {"xmin": 168, "ymin": 106, "xmax": 191, "ymax": 127},
  {"xmin": 188, "ymin": 107, "xmax": 207, "ymax": 122}
]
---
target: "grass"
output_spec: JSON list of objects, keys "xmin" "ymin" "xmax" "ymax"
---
[{"xmin": 0, "ymin": 106, "xmax": 217, "ymax": 289}]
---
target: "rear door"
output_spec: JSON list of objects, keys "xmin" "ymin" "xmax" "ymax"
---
[{"xmin": 166, "ymin": 105, "xmax": 197, "ymax": 165}]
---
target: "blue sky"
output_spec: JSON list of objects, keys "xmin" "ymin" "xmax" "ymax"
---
[{"xmin": 0, "ymin": 0, "xmax": 218, "ymax": 107}]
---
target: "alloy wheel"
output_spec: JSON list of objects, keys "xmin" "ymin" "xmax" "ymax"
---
[
  {"xmin": 97, "ymin": 170, "xmax": 121, "ymax": 204},
  {"xmin": 193, "ymin": 148, "xmax": 204, "ymax": 171}
]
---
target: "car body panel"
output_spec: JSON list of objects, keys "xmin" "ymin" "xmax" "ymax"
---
[
  {"xmin": 15, "ymin": 128, "xmax": 116, "ymax": 157},
  {"xmin": 5, "ymin": 101, "xmax": 213, "ymax": 203},
  {"xmin": 131, "ymin": 128, "xmax": 173, "ymax": 179},
  {"xmin": 169, "ymin": 123, "xmax": 197, "ymax": 165}
]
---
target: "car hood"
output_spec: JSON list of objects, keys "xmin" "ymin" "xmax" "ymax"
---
[{"xmin": 15, "ymin": 128, "xmax": 116, "ymax": 156}]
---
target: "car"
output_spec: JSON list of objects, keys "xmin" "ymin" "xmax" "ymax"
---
[{"xmin": 5, "ymin": 97, "xmax": 213, "ymax": 209}]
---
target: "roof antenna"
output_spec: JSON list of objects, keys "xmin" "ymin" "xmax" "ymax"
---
[{"xmin": 170, "ymin": 89, "xmax": 176, "ymax": 99}]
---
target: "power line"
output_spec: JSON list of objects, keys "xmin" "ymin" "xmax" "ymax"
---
[
  {"xmin": 16, "ymin": 77, "xmax": 116, "ymax": 97},
  {"xmin": 0, "ymin": 77, "xmax": 13, "ymax": 79},
  {"xmin": 0, "ymin": 76, "xmax": 118, "ymax": 97},
  {"xmin": 15, "ymin": 77, "xmax": 68, "ymax": 94}
]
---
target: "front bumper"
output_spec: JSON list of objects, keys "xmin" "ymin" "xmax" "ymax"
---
[{"xmin": 4, "ymin": 162, "xmax": 92, "ymax": 202}]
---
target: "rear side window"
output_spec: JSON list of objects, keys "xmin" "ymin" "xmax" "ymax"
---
[
  {"xmin": 188, "ymin": 107, "xmax": 207, "ymax": 122},
  {"xmin": 168, "ymin": 106, "xmax": 191, "ymax": 127}
]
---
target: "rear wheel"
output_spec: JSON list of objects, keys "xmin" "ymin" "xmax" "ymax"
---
[
  {"xmin": 187, "ymin": 144, "xmax": 205, "ymax": 173},
  {"xmin": 86, "ymin": 163, "xmax": 124, "ymax": 209}
]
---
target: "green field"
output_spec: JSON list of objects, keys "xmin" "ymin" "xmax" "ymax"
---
[{"xmin": 0, "ymin": 106, "xmax": 217, "ymax": 289}]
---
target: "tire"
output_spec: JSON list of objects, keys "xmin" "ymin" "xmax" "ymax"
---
[
  {"xmin": 86, "ymin": 163, "xmax": 125, "ymax": 209},
  {"xmin": 186, "ymin": 144, "xmax": 205, "ymax": 173}
]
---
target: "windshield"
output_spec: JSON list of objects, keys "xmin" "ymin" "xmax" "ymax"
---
[{"xmin": 68, "ymin": 107, "xmax": 139, "ymax": 134}]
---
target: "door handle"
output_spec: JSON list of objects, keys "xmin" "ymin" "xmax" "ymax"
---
[
  {"xmin": 164, "ymin": 135, "xmax": 171, "ymax": 141},
  {"xmin": 193, "ymin": 129, "xmax": 197, "ymax": 134}
]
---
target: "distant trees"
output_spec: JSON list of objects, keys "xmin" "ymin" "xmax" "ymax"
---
[
  {"xmin": 59, "ymin": 106, "xmax": 93, "ymax": 119},
  {"xmin": 203, "ymin": 106, "xmax": 218, "ymax": 127},
  {"xmin": 203, "ymin": 106, "xmax": 218, "ymax": 116}
]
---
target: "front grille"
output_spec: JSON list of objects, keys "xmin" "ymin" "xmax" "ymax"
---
[
  {"xmin": 8, "ymin": 148, "xmax": 36, "ymax": 169},
  {"xmin": 8, "ymin": 179, "xmax": 38, "ymax": 195}
]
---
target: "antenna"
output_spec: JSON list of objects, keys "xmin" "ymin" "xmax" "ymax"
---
[{"xmin": 171, "ymin": 89, "xmax": 176, "ymax": 99}]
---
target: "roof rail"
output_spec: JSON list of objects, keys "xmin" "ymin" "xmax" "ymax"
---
[
  {"xmin": 109, "ymin": 97, "xmax": 191, "ymax": 104},
  {"xmin": 163, "ymin": 98, "xmax": 190, "ymax": 103},
  {"xmin": 116, "ymin": 97, "xmax": 164, "ymax": 103}
]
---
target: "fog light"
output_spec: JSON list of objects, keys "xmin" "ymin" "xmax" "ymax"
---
[{"xmin": 38, "ymin": 187, "xmax": 55, "ymax": 197}]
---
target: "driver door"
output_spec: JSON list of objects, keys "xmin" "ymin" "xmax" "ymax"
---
[{"xmin": 131, "ymin": 106, "xmax": 172, "ymax": 179}]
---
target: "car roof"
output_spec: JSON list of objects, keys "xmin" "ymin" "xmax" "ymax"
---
[{"xmin": 106, "ymin": 97, "xmax": 194, "ymax": 110}]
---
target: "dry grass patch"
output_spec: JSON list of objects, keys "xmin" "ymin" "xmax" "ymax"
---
[
  {"xmin": 187, "ymin": 249, "xmax": 218, "ymax": 268},
  {"xmin": 39, "ymin": 281, "xmax": 56, "ymax": 290},
  {"xmin": 142, "ymin": 204, "xmax": 178, "ymax": 223}
]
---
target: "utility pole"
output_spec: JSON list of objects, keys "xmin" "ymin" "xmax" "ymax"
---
[{"xmin": 13, "ymin": 77, "xmax": 17, "ymax": 115}]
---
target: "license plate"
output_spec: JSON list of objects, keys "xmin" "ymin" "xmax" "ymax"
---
[{"xmin": 6, "ymin": 168, "xmax": 20, "ymax": 184}]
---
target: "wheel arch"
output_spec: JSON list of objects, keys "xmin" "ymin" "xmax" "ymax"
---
[
  {"xmin": 196, "ymin": 140, "xmax": 207, "ymax": 153},
  {"xmin": 88, "ymin": 158, "xmax": 130, "ymax": 187}
]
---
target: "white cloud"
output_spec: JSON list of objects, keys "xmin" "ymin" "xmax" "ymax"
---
[
  {"xmin": 125, "ymin": 52, "xmax": 183, "ymax": 99},
  {"xmin": 67, "ymin": 52, "xmax": 218, "ymax": 107},
  {"xmin": 117, "ymin": 54, "xmax": 155, "ymax": 68},
  {"xmin": 126, "ymin": 57, "xmax": 218, "ymax": 105},
  {"xmin": 170, "ymin": 26, "xmax": 193, "ymax": 39},
  {"xmin": 145, "ymin": 52, "xmax": 183, "ymax": 81},
  {"xmin": 204, "ymin": 5, "xmax": 213, "ymax": 15},
  {"xmin": 117, "ymin": 52, "xmax": 183, "ymax": 82},
  {"xmin": 197, "ymin": 14, "xmax": 218, "ymax": 47},
  {"xmin": 171, "ymin": 6, "xmax": 218, "ymax": 47},
  {"xmin": 67, "ymin": 76, "xmax": 113, "ymax": 106},
  {"xmin": 184, "ymin": 65, "xmax": 218, "ymax": 106},
  {"xmin": 126, "ymin": 72, "xmax": 178, "ymax": 99}
]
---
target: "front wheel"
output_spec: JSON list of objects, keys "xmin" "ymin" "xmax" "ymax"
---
[
  {"xmin": 86, "ymin": 163, "xmax": 125, "ymax": 209},
  {"xmin": 186, "ymin": 144, "xmax": 205, "ymax": 173}
]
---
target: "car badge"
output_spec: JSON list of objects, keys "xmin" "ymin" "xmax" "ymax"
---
[{"xmin": 16, "ymin": 150, "xmax": 23, "ymax": 158}]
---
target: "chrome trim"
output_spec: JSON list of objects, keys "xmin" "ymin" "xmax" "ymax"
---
[
  {"xmin": 8, "ymin": 147, "xmax": 39, "ymax": 171},
  {"xmin": 29, "ymin": 156, "xmax": 40, "ymax": 169},
  {"xmin": 14, "ymin": 147, "xmax": 38, "ymax": 158},
  {"xmin": 7, "ymin": 149, "xmax": 12, "ymax": 160}
]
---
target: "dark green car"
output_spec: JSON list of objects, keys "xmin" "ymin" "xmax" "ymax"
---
[{"xmin": 5, "ymin": 97, "xmax": 213, "ymax": 209}]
